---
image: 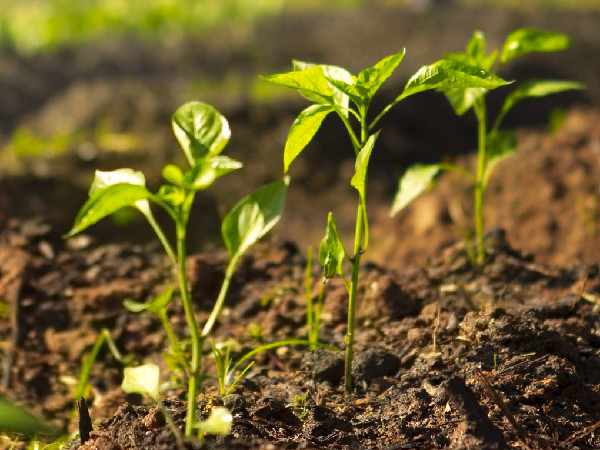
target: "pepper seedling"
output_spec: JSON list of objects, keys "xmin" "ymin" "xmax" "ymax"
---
[
  {"xmin": 261, "ymin": 52, "xmax": 507, "ymax": 393},
  {"xmin": 66, "ymin": 101, "xmax": 288, "ymax": 436},
  {"xmin": 391, "ymin": 28, "xmax": 584, "ymax": 265}
]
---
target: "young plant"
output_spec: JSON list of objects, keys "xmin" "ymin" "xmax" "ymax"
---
[
  {"xmin": 122, "ymin": 363, "xmax": 183, "ymax": 444},
  {"xmin": 66, "ymin": 101, "xmax": 289, "ymax": 436},
  {"xmin": 391, "ymin": 29, "xmax": 584, "ymax": 265},
  {"xmin": 211, "ymin": 340, "xmax": 254, "ymax": 397},
  {"xmin": 261, "ymin": 53, "xmax": 507, "ymax": 392}
]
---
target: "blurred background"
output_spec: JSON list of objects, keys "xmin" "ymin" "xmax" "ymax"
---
[{"xmin": 0, "ymin": 0, "xmax": 599, "ymax": 265}]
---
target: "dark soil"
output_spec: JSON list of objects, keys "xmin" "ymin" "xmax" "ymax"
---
[{"xmin": 2, "ymin": 2, "xmax": 600, "ymax": 449}]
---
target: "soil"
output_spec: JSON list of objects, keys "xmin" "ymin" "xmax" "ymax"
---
[{"xmin": 2, "ymin": 2, "xmax": 600, "ymax": 449}]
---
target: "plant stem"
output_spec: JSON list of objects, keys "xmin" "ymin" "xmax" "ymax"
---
[
  {"xmin": 201, "ymin": 260, "xmax": 236, "ymax": 338},
  {"xmin": 345, "ymin": 200, "xmax": 364, "ymax": 394},
  {"xmin": 145, "ymin": 211, "xmax": 177, "ymax": 266},
  {"xmin": 175, "ymin": 197, "xmax": 202, "ymax": 437},
  {"xmin": 474, "ymin": 98, "xmax": 487, "ymax": 265}
]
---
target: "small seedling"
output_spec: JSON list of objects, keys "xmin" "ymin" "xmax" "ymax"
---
[
  {"xmin": 66, "ymin": 101, "xmax": 289, "ymax": 436},
  {"xmin": 194, "ymin": 406, "xmax": 233, "ymax": 440},
  {"xmin": 121, "ymin": 363, "xmax": 183, "ymax": 445},
  {"xmin": 211, "ymin": 340, "xmax": 255, "ymax": 397},
  {"xmin": 391, "ymin": 28, "xmax": 584, "ymax": 265},
  {"xmin": 287, "ymin": 391, "xmax": 310, "ymax": 422},
  {"xmin": 262, "ymin": 51, "xmax": 506, "ymax": 393}
]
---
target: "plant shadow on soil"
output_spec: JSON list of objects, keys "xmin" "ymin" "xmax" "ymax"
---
[{"xmin": 2, "ymin": 2, "xmax": 600, "ymax": 449}]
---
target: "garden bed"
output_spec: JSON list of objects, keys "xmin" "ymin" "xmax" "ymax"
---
[{"xmin": 1, "ymin": 2, "xmax": 600, "ymax": 449}]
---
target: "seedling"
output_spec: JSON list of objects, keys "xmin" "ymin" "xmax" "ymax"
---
[
  {"xmin": 66, "ymin": 101, "xmax": 289, "ymax": 436},
  {"xmin": 122, "ymin": 363, "xmax": 183, "ymax": 444},
  {"xmin": 262, "ymin": 51, "xmax": 507, "ymax": 392},
  {"xmin": 287, "ymin": 391, "xmax": 310, "ymax": 422},
  {"xmin": 211, "ymin": 340, "xmax": 254, "ymax": 397},
  {"xmin": 391, "ymin": 28, "xmax": 584, "ymax": 265}
]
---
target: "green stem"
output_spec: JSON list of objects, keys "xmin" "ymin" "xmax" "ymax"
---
[
  {"xmin": 474, "ymin": 98, "xmax": 487, "ymax": 265},
  {"xmin": 201, "ymin": 259, "xmax": 236, "ymax": 338},
  {"xmin": 158, "ymin": 311, "xmax": 190, "ymax": 373},
  {"xmin": 144, "ymin": 211, "xmax": 177, "ymax": 266},
  {"xmin": 335, "ymin": 106, "xmax": 361, "ymax": 154},
  {"xmin": 176, "ymin": 196, "xmax": 202, "ymax": 437},
  {"xmin": 345, "ymin": 201, "xmax": 364, "ymax": 394},
  {"xmin": 314, "ymin": 281, "xmax": 326, "ymax": 349}
]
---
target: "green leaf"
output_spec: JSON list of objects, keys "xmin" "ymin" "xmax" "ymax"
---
[
  {"xmin": 500, "ymin": 28, "xmax": 570, "ymax": 64},
  {"xmin": 498, "ymin": 79, "xmax": 585, "ymax": 124},
  {"xmin": 356, "ymin": 49, "xmax": 406, "ymax": 100},
  {"xmin": 466, "ymin": 30, "xmax": 486, "ymax": 65},
  {"xmin": 390, "ymin": 164, "xmax": 441, "ymax": 217},
  {"xmin": 318, "ymin": 212, "xmax": 346, "ymax": 279},
  {"xmin": 182, "ymin": 155, "xmax": 243, "ymax": 190},
  {"xmin": 122, "ymin": 363, "xmax": 161, "ymax": 401},
  {"xmin": 123, "ymin": 287, "xmax": 174, "ymax": 315},
  {"xmin": 0, "ymin": 398, "xmax": 50, "ymax": 436},
  {"xmin": 483, "ymin": 131, "xmax": 517, "ymax": 188},
  {"xmin": 222, "ymin": 177, "xmax": 289, "ymax": 264},
  {"xmin": 89, "ymin": 168, "xmax": 146, "ymax": 196},
  {"xmin": 260, "ymin": 66, "xmax": 334, "ymax": 105},
  {"xmin": 284, "ymin": 104, "xmax": 333, "ymax": 173},
  {"xmin": 156, "ymin": 184, "xmax": 185, "ymax": 210},
  {"xmin": 195, "ymin": 406, "xmax": 233, "ymax": 436},
  {"xmin": 351, "ymin": 132, "xmax": 379, "ymax": 200},
  {"xmin": 325, "ymin": 77, "xmax": 363, "ymax": 107},
  {"xmin": 162, "ymin": 164, "xmax": 184, "ymax": 186},
  {"xmin": 399, "ymin": 60, "xmax": 509, "ymax": 101},
  {"xmin": 65, "ymin": 182, "xmax": 152, "ymax": 238},
  {"xmin": 172, "ymin": 101, "xmax": 231, "ymax": 165},
  {"xmin": 293, "ymin": 60, "xmax": 352, "ymax": 113},
  {"xmin": 444, "ymin": 87, "xmax": 487, "ymax": 116}
]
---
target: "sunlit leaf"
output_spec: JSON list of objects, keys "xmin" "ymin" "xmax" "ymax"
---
[
  {"xmin": 195, "ymin": 406, "xmax": 233, "ymax": 436},
  {"xmin": 483, "ymin": 131, "xmax": 517, "ymax": 188},
  {"xmin": 351, "ymin": 132, "xmax": 379, "ymax": 201},
  {"xmin": 122, "ymin": 363, "xmax": 161, "ymax": 401},
  {"xmin": 222, "ymin": 177, "xmax": 289, "ymax": 265},
  {"xmin": 284, "ymin": 104, "xmax": 333, "ymax": 173},
  {"xmin": 390, "ymin": 164, "xmax": 441, "ymax": 217},
  {"xmin": 319, "ymin": 212, "xmax": 346, "ymax": 279},
  {"xmin": 399, "ymin": 60, "xmax": 508, "ymax": 101},
  {"xmin": 500, "ymin": 28, "xmax": 570, "ymax": 64},
  {"xmin": 467, "ymin": 31, "xmax": 486, "ymax": 62},
  {"xmin": 162, "ymin": 164, "xmax": 184, "ymax": 186},
  {"xmin": 498, "ymin": 79, "xmax": 585, "ymax": 124},
  {"xmin": 86, "ymin": 168, "xmax": 153, "ymax": 217},
  {"xmin": 182, "ymin": 156, "xmax": 243, "ymax": 190},
  {"xmin": 89, "ymin": 168, "xmax": 146, "ymax": 195},
  {"xmin": 65, "ymin": 182, "xmax": 152, "ymax": 238},
  {"xmin": 123, "ymin": 287, "xmax": 174, "ymax": 314},
  {"xmin": 172, "ymin": 101, "xmax": 231, "ymax": 165},
  {"xmin": 444, "ymin": 87, "xmax": 487, "ymax": 115},
  {"xmin": 293, "ymin": 60, "xmax": 352, "ymax": 113},
  {"xmin": 356, "ymin": 49, "xmax": 406, "ymax": 100},
  {"xmin": 156, "ymin": 184, "xmax": 185, "ymax": 210},
  {"xmin": 260, "ymin": 66, "xmax": 334, "ymax": 105}
]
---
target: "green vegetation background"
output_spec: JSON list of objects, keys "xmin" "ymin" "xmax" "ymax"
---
[{"xmin": 1, "ymin": 0, "xmax": 597, "ymax": 55}]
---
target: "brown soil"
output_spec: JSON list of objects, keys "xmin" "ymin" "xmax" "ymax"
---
[{"xmin": 2, "ymin": 2, "xmax": 600, "ymax": 449}]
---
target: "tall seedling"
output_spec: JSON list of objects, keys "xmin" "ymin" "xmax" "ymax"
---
[
  {"xmin": 391, "ymin": 29, "xmax": 584, "ymax": 265},
  {"xmin": 66, "ymin": 101, "xmax": 288, "ymax": 436},
  {"xmin": 262, "ymin": 53, "xmax": 507, "ymax": 392}
]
